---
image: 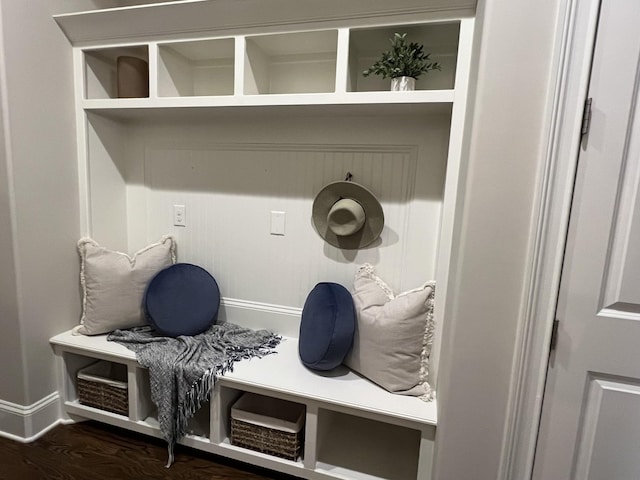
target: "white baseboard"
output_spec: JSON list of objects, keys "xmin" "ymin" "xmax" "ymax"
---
[
  {"xmin": 219, "ymin": 297, "xmax": 302, "ymax": 338},
  {"xmin": 0, "ymin": 392, "xmax": 62, "ymax": 442}
]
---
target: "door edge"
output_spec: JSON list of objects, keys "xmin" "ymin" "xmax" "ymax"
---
[{"xmin": 498, "ymin": 0, "xmax": 601, "ymax": 478}]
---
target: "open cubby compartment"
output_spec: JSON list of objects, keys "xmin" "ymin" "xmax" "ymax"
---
[
  {"xmin": 211, "ymin": 385, "xmax": 244, "ymax": 443},
  {"xmin": 61, "ymin": 352, "xmax": 130, "ymax": 415},
  {"xmin": 61, "ymin": 352, "xmax": 111, "ymax": 404},
  {"xmin": 187, "ymin": 400, "xmax": 212, "ymax": 438},
  {"xmin": 215, "ymin": 386, "xmax": 307, "ymax": 462},
  {"xmin": 84, "ymin": 45, "xmax": 149, "ymax": 99},
  {"xmin": 244, "ymin": 30, "xmax": 338, "ymax": 95},
  {"xmin": 158, "ymin": 38, "xmax": 235, "ymax": 97},
  {"xmin": 348, "ymin": 22, "xmax": 460, "ymax": 93},
  {"xmin": 315, "ymin": 409, "xmax": 426, "ymax": 480},
  {"xmin": 138, "ymin": 367, "xmax": 212, "ymax": 439}
]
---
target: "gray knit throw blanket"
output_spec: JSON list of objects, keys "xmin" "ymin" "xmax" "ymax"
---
[{"xmin": 107, "ymin": 322, "xmax": 281, "ymax": 466}]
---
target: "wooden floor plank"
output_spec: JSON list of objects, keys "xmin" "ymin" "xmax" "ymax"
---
[{"xmin": 0, "ymin": 422, "xmax": 298, "ymax": 480}]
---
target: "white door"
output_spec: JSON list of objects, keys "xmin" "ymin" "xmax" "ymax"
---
[{"xmin": 532, "ymin": 1, "xmax": 640, "ymax": 479}]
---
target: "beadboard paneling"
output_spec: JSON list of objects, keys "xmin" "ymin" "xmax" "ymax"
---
[
  {"xmin": 86, "ymin": 112, "xmax": 450, "ymax": 333},
  {"xmin": 139, "ymin": 142, "xmax": 439, "ymax": 310},
  {"xmin": 86, "ymin": 114, "xmax": 129, "ymax": 251}
]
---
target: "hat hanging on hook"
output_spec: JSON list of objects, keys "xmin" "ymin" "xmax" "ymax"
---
[{"xmin": 312, "ymin": 173, "xmax": 384, "ymax": 250}]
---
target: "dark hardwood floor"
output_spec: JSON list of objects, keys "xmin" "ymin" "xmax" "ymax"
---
[{"xmin": 0, "ymin": 421, "xmax": 299, "ymax": 480}]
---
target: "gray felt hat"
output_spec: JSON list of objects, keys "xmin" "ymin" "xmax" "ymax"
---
[{"xmin": 312, "ymin": 181, "xmax": 384, "ymax": 250}]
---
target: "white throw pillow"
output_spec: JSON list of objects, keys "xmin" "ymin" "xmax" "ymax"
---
[
  {"xmin": 75, "ymin": 236, "xmax": 176, "ymax": 335},
  {"xmin": 344, "ymin": 264, "xmax": 435, "ymax": 401}
]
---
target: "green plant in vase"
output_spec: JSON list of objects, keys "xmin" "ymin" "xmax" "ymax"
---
[{"xmin": 363, "ymin": 33, "xmax": 441, "ymax": 91}]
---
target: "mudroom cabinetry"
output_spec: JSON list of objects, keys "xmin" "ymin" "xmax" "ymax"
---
[
  {"xmin": 51, "ymin": 332, "xmax": 437, "ymax": 479},
  {"xmin": 51, "ymin": 1, "xmax": 476, "ymax": 479}
]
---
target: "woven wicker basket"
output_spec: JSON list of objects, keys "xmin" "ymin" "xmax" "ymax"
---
[
  {"xmin": 230, "ymin": 392, "xmax": 305, "ymax": 461},
  {"xmin": 231, "ymin": 418, "xmax": 302, "ymax": 460},
  {"xmin": 77, "ymin": 361, "xmax": 128, "ymax": 416}
]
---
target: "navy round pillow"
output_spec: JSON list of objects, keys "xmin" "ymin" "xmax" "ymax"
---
[
  {"xmin": 299, "ymin": 282, "xmax": 355, "ymax": 371},
  {"xmin": 144, "ymin": 263, "xmax": 220, "ymax": 337}
]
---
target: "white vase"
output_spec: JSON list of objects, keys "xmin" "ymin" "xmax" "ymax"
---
[{"xmin": 390, "ymin": 76, "xmax": 416, "ymax": 91}]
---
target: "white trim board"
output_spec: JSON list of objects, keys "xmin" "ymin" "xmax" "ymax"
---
[
  {"xmin": 499, "ymin": 0, "xmax": 601, "ymax": 478},
  {"xmin": 220, "ymin": 297, "xmax": 302, "ymax": 338},
  {"xmin": 0, "ymin": 392, "xmax": 62, "ymax": 442},
  {"xmin": 54, "ymin": 0, "xmax": 476, "ymax": 46}
]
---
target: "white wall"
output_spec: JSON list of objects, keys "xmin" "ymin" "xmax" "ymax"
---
[
  {"xmin": 433, "ymin": 0, "xmax": 563, "ymax": 479},
  {"xmin": 0, "ymin": 0, "xmax": 80, "ymax": 434}
]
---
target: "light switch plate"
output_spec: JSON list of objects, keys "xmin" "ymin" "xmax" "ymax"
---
[
  {"xmin": 270, "ymin": 211, "xmax": 285, "ymax": 235},
  {"xmin": 173, "ymin": 205, "xmax": 186, "ymax": 226}
]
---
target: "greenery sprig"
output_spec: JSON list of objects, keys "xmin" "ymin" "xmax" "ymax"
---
[{"xmin": 362, "ymin": 33, "xmax": 441, "ymax": 80}]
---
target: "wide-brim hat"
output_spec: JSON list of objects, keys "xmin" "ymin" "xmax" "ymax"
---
[{"xmin": 312, "ymin": 181, "xmax": 384, "ymax": 250}]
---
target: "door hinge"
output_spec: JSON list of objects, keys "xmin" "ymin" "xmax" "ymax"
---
[
  {"xmin": 550, "ymin": 319, "xmax": 560, "ymax": 352},
  {"xmin": 581, "ymin": 97, "xmax": 593, "ymax": 136}
]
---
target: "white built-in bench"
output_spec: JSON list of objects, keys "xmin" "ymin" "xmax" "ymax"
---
[
  {"xmin": 49, "ymin": 3, "xmax": 476, "ymax": 478},
  {"xmin": 51, "ymin": 330, "xmax": 436, "ymax": 480}
]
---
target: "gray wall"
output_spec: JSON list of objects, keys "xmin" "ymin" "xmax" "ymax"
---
[
  {"xmin": 51, "ymin": 0, "xmax": 182, "ymax": 15},
  {"xmin": 0, "ymin": 0, "xmax": 80, "ymax": 408},
  {"xmin": 0, "ymin": 84, "xmax": 24, "ymax": 405},
  {"xmin": 434, "ymin": 0, "xmax": 563, "ymax": 479}
]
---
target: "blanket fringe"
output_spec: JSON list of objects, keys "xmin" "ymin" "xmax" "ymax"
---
[
  {"xmin": 165, "ymin": 445, "xmax": 174, "ymax": 468},
  {"xmin": 165, "ymin": 333, "xmax": 282, "ymax": 466}
]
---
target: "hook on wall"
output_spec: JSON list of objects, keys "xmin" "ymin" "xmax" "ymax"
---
[{"xmin": 344, "ymin": 172, "xmax": 353, "ymax": 182}]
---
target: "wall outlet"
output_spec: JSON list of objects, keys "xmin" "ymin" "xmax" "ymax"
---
[{"xmin": 173, "ymin": 205, "xmax": 186, "ymax": 226}]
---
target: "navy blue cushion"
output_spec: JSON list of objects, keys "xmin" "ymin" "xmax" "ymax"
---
[
  {"xmin": 144, "ymin": 263, "xmax": 220, "ymax": 337},
  {"xmin": 298, "ymin": 283, "xmax": 355, "ymax": 371}
]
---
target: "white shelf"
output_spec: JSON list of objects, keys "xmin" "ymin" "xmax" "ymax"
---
[
  {"xmin": 141, "ymin": 415, "xmax": 213, "ymax": 449},
  {"xmin": 82, "ymin": 90, "xmax": 454, "ymax": 108},
  {"xmin": 82, "ymin": 106, "xmax": 455, "ymax": 127},
  {"xmin": 65, "ymin": 400, "xmax": 215, "ymax": 451},
  {"xmin": 219, "ymin": 438, "xmax": 305, "ymax": 467},
  {"xmin": 66, "ymin": 399, "xmax": 129, "ymax": 421},
  {"xmin": 215, "ymin": 439, "xmax": 309, "ymax": 478},
  {"xmin": 65, "ymin": 400, "xmax": 162, "ymax": 438},
  {"xmin": 80, "ymin": 90, "xmax": 455, "ymax": 123}
]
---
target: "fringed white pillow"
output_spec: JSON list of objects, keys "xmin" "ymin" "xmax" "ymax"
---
[
  {"xmin": 344, "ymin": 264, "xmax": 435, "ymax": 401},
  {"xmin": 75, "ymin": 236, "xmax": 176, "ymax": 336}
]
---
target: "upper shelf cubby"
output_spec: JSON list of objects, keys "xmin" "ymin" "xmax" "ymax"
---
[
  {"xmin": 84, "ymin": 45, "xmax": 149, "ymax": 99},
  {"xmin": 243, "ymin": 30, "xmax": 338, "ymax": 95},
  {"xmin": 79, "ymin": 19, "xmax": 468, "ymax": 112},
  {"xmin": 348, "ymin": 22, "xmax": 460, "ymax": 93},
  {"xmin": 158, "ymin": 38, "xmax": 235, "ymax": 97}
]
